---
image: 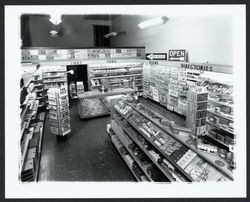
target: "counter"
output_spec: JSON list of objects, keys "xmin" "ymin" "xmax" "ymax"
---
[{"xmin": 77, "ymin": 88, "xmax": 135, "ymax": 119}]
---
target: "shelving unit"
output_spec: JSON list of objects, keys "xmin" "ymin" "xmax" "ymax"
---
[
  {"xmin": 32, "ymin": 74, "xmax": 46, "ymax": 108},
  {"xmin": 42, "ymin": 70, "xmax": 68, "ymax": 109},
  {"xmin": 208, "ymin": 99, "xmax": 233, "ymax": 108},
  {"xmin": 204, "ymin": 79, "xmax": 234, "ymax": 151},
  {"xmin": 20, "ymin": 88, "xmax": 45, "ymax": 182},
  {"xmin": 112, "ymin": 114, "xmax": 182, "ymax": 182},
  {"xmin": 47, "ymin": 86, "xmax": 71, "ymax": 136},
  {"xmin": 88, "ymin": 62, "xmax": 143, "ymax": 95},
  {"xmin": 110, "ymin": 135, "xmax": 148, "ymax": 182},
  {"xmin": 111, "ymin": 98, "xmax": 233, "ymax": 182},
  {"xmin": 206, "ymin": 121, "xmax": 234, "ymax": 135},
  {"xmin": 207, "ymin": 109, "xmax": 233, "ymax": 121}
]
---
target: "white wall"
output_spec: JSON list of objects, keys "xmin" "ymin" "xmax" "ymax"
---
[{"xmin": 111, "ymin": 15, "xmax": 232, "ymax": 65}]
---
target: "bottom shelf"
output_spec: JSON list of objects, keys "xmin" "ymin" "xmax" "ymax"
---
[{"xmin": 110, "ymin": 134, "xmax": 149, "ymax": 182}]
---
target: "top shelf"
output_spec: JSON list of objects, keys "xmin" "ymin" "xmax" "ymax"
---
[{"xmin": 91, "ymin": 74, "xmax": 142, "ymax": 80}]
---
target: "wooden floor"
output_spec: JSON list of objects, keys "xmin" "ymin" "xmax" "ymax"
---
[{"xmin": 38, "ymin": 97, "xmax": 185, "ymax": 181}]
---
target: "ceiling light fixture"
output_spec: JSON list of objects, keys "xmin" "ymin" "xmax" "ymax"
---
[
  {"xmin": 49, "ymin": 14, "xmax": 62, "ymax": 25},
  {"xmin": 50, "ymin": 30, "xmax": 59, "ymax": 38},
  {"xmin": 138, "ymin": 16, "xmax": 169, "ymax": 29}
]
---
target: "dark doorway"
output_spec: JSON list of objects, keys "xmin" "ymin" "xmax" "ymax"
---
[
  {"xmin": 93, "ymin": 25, "xmax": 111, "ymax": 47},
  {"xmin": 67, "ymin": 65, "xmax": 89, "ymax": 92}
]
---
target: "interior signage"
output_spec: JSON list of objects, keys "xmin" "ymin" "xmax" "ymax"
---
[
  {"xmin": 169, "ymin": 50, "xmax": 186, "ymax": 61},
  {"xmin": 71, "ymin": 60, "xmax": 83, "ymax": 65},
  {"xmin": 146, "ymin": 53, "xmax": 167, "ymax": 60},
  {"xmin": 107, "ymin": 59, "xmax": 117, "ymax": 63},
  {"xmin": 180, "ymin": 63, "xmax": 213, "ymax": 71}
]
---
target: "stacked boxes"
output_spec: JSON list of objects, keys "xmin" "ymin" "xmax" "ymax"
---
[
  {"xmin": 48, "ymin": 86, "xmax": 71, "ymax": 136},
  {"xmin": 186, "ymin": 88, "xmax": 208, "ymax": 136}
]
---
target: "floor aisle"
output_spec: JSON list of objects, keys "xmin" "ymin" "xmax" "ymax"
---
[
  {"xmin": 38, "ymin": 99, "xmax": 135, "ymax": 181},
  {"xmin": 38, "ymin": 97, "xmax": 186, "ymax": 181}
]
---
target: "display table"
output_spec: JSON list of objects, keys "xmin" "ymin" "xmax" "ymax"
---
[{"xmin": 77, "ymin": 88, "xmax": 135, "ymax": 119}]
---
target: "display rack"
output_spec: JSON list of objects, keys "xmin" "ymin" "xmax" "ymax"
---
[
  {"xmin": 88, "ymin": 62, "xmax": 143, "ymax": 95},
  {"xmin": 142, "ymin": 64, "xmax": 195, "ymax": 116},
  {"xmin": 201, "ymin": 79, "xmax": 234, "ymax": 151},
  {"xmin": 32, "ymin": 74, "xmax": 46, "ymax": 107},
  {"xmin": 47, "ymin": 86, "xmax": 71, "ymax": 136},
  {"xmin": 20, "ymin": 89, "xmax": 46, "ymax": 182},
  {"xmin": 111, "ymin": 98, "xmax": 233, "ymax": 182},
  {"xmin": 42, "ymin": 70, "xmax": 68, "ymax": 109}
]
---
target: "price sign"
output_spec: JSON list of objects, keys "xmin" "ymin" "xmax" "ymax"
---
[
  {"xmin": 174, "ymin": 107, "xmax": 182, "ymax": 114},
  {"xmin": 71, "ymin": 60, "xmax": 83, "ymax": 65},
  {"xmin": 169, "ymin": 89, "xmax": 179, "ymax": 97},
  {"xmin": 167, "ymin": 105, "xmax": 174, "ymax": 111},
  {"xmin": 107, "ymin": 59, "xmax": 116, "ymax": 63}
]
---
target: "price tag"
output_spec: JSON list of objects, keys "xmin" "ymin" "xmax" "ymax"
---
[
  {"xmin": 229, "ymin": 145, "xmax": 235, "ymax": 152},
  {"xmin": 179, "ymin": 81, "xmax": 187, "ymax": 86},
  {"xmin": 174, "ymin": 107, "xmax": 182, "ymax": 114},
  {"xmin": 170, "ymin": 79, "xmax": 179, "ymax": 85},
  {"xmin": 71, "ymin": 60, "xmax": 83, "ymax": 65},
  {"xmin": 169, "ymin": 89, "xmax": 179, "ymax": 97},
  {"xmin": 167, "ymin": 105, "xmax": 174, "ymax": 111},
  {"xmin": 107, "ymin": 59, "xmax": 116, "ymax": 63}
]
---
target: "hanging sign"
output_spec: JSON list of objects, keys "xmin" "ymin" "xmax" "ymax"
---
[
  {"xmin": 146, "ymin": 53, "xmax": 167, "ymax": 60},
  {"xmin": 169, "ymin": 50, "xmax": 186, "ymax": 61}
]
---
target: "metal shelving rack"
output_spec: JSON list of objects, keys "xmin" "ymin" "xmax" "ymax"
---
[
  {"xmin": 88, "ymin": 62, "xmax": 143, "ymax": 96},
  {"xmin": 47, "ymin": 86, "xmax": 71, "ymax": 136},
  {"xmin": 110, "ymin": 98, "xmax": 234, "ymax": 182}
]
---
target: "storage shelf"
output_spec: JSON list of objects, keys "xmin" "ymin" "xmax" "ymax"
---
[
  {"xmin": 208, "ymin": 99, "xmax": 233, "ymax": 108},
  {"xmin": 34, "ymin": 84, "xmax": 43, "ymax": 87},
  {"xmin": 91, "ymin": 74, "xmax": 142, "ymax": 80},
  {"xmin": 208, "ymin": 90, "xmax": 233, "ymax": 98},
  {"xmin": 113, "ymin": 116, "xmax": 177, "ymax": 182},
  {"xmin": 43, "ymin": 75, "xmax": 66, "ymax": 79},
  {"xmin": 206, "ymin": 121, "xmax": 234, "ymax": 135},
  {"xmin": 91, "ymin": 69, "xmax": 142, "ymax": 75},
  {"xmin": 111, "ymin": 136, "xmax": 145, "ymax": 182},
  {"xmin": 114, "ymin": 107, "xmax": 192, "ymax": 182},
  {"xmin": 207, "ymin": 109, "xmax": 233, "ymax": 121},
  {"xmin": 43, "ymin": 80, "xmax": 67, "ymax": 84},
  {"xmin": 205, "ymin": 133, "xmax": 230, "ymax": 148},
  {"xmin": 113, "ymin": 130, "xmax": 154, "ymax": 181},
  {"xmin": 91, "ymin": 65, "xmax": 142, "ymax": 71},
  {"xmin": 124, "ymin": 101, "xmax": 233, "ymax": 180}
]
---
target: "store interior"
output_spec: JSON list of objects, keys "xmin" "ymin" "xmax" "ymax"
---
[{"xmin": 20, "ymin": 14, "xmax": 235, "ymax": 182}]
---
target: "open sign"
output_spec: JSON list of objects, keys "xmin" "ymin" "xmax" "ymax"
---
[{"xmin": 169, "ymin": 50, "xmax": 186, "ymax": 61}]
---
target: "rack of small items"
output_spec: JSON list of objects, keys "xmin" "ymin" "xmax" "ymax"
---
[
  {"xmin": 88, "ymin": 62, "xmax": 143, "ymax": 96},
  {"xmin": 47, "ymin": 86, "xmax": 71, "ymax": 136},
  {"xmin": 32, "ymin": 73, "xmax": 46, "ymax": 107},
  {"xmin": 20, "ymin": 91, "xmax": 46, "ymax": 182},
  {"xmin": 42, "ymin": 70, "xmax": 68, "ymax": 109},
  {"xmin": 200, "ymin": 78, "xmax": 235, "ymax": 162},
  {"xmin": 109, "ymin": 95, "xmax": 234, "ymax": 182}
]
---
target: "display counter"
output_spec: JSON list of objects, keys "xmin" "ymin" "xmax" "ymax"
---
[
  {"xmin": 111, "ymin": 98, "xmax": 234, "ymax": 182},
  {"xmin": 77, "ymin": 88, "xmax": 135, "ymax": 119}
]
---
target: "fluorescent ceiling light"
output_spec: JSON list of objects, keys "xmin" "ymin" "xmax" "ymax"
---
[
  {"xmin": 49, "ymin": 14, "xmax": 62, "ymax": 25},
  {"xmin": 138, "ymin": 16, "xmax": 168, "ymax": 29}
]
